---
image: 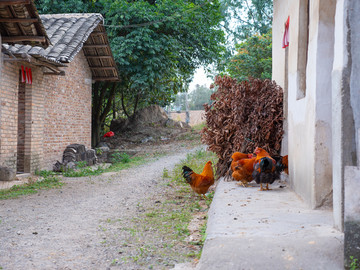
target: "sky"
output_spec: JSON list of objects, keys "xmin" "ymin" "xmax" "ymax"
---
[{"xmin": 188, "ymin": 67, "xmax": 214, "ymax": 92}]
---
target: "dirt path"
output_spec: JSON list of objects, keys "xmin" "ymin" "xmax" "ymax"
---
[{"xmin": 0, "ymin": 145, "xmax": 202, "ymax": 270}]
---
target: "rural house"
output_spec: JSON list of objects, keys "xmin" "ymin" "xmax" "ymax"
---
[
  {"xmin": 273, "ymin": 0, "xmax": 360, "ymax": 265},
  {"xmin": 0, "ymin": 4, "xmax": 118, "ymax": 175}
]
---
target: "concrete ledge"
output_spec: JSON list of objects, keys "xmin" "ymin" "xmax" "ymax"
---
[{"xmin": 196, "ymin": 179, "xmax": 344, "ymax": 270}]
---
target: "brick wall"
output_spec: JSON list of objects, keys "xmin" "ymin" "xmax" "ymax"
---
[
  {"xmin": 42, "ymin": 50, "xmax": 92, "ymax": 170},
  {"xmin": 0, "ymin": 49, "xmax": 92, "ymax": 172},
  {"xmin": 0, "ymin": 60, "xmax": 20, "ymax": 170}
]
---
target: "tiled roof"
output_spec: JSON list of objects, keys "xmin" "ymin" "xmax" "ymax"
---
[{"xmin": 2, "ymin": 13, "xmax": 119, "ymax": 81}]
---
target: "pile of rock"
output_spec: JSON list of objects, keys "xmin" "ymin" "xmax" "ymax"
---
[{"xmin": 53, "ymin": 144, "xmax": 97, "ymax": 172}]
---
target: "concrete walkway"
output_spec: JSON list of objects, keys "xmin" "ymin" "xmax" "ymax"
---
[{"xmin": 196, "ymin": 179, "xmax": 344, "ymax": 270}]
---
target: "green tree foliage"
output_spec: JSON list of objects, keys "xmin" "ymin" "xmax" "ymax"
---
[
  {"xmin": 210, "ymin": 0, "xmax": 273, "ymax": 79},
  {"xmin": 35, "ymin": 0, "xmax": 100, "ymax": 13},
  {"xmin": 220, "ymin": 0, "xmax": 273, "ymax": 43},
  {"xmin": 105, "ymin": 0, "xmax": 225, "ymax": 115},
  {"xmin": 173, "ymin": 84, "xmax": 214, "ymax": 111},
  {"xmin": 189, "ymin": 84, "xmax": 215, "ymax": 110},
  {"xmin": 226, "ymin": 30, "xmax": 272, "ymax": 81},
  {"xmin": 34, "ymin": 0, "xmax": 226, "ymax": 146}
]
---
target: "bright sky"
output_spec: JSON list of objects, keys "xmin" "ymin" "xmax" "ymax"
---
[{"xmin": 188, "ymin": 67, "xmax": 214, "ymax": 92}]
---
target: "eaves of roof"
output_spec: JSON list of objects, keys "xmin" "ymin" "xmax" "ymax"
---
[
  {"xmin": 0, "ymin": 0, "xmax": 50, "ymax": 47},
  {"xmin": 2, "ymin": 12, "xmax": 119, "ymax": 81}
]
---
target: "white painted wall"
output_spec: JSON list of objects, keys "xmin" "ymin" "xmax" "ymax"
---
[
  {"xmin": 273, "ymin": 0, "xmax": 335, "ymax": 208},
  {"xmin": 331, "ymin": 0, "xmax": 348, "ymax": 231}
]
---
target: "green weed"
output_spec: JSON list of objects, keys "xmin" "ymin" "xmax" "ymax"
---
[
  {"xmin": 350, "ymin": 256, "xmax": 360, "ymax": 270},
  {"xmin": 35, "ymin": 169, "xmax": 59, "ymax": 177},
  {"xmin": 0, "ymin": 177, "xmax": 64, "ymax": 200},
  {"xmin": 63, "ymin": 166, "xmax": 104, "ymax": 177},
  {"xmin": 76, "ymin": 161, "xmax": 87, "ymax": 168},
  {"xmin": 162, "ymin": 168, "xmax": 170, "ymax": 178},
  {"xmin": 111, "ymin": 151, "xmax": 130, "ymax": 163}
]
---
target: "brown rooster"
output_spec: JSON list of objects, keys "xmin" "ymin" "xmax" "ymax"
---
[
  {"xmin": 232, "ymin": 156, "xmax": 256, "ymax": 187},
  {"xmin": 182, "ymin": 161, "xmax": 214, "ymax": 199}
]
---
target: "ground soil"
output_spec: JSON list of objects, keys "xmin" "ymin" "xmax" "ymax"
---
[{"xmin": 0, "ymin": 138, "xmax": 209, "ymax": 270}]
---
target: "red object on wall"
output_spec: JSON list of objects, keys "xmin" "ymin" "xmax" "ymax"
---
[
  {"xmin": 21, "ymin": 65, "xmax": 32, "ymax": 84},
  {"xmin": 282, "ymin": 16, "xmax": 290, "ymax": 48},
  {"xmin": 103, "ymin": 131, "xmax": 115, "ymax": 137}
]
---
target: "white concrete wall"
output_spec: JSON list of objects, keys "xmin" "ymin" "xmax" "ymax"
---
[
  {"xmin": 273, "ymin": 0, "xmax": 335, "ymax": 208},
  {"xmin": 313, "ymin": 0, "xmax": 335, "ymax": 207},
  {"xmin": 332, "ymin": 0, "xmax": 349, "ymax": 231},
  {"xmin": 272, "ymin": 0, "xmax": 289, "ymax": 156}
]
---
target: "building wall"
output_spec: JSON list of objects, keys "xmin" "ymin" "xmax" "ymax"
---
[
  {"xmin": 0, "ymin": 50, "xmax": 92, "ymax": 172},
  {"xmin": 0, "ymin": 59, "xmax": 22, "ymax": 169},
  {"xmin": 43, "ymin": 51, "xmax": 92, "ymax": 170},
  {"xmin": 273, "ymin": 0, "xmax": 336, "ymax": 208}
]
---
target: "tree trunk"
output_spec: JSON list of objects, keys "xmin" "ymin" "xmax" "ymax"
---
[{"xmin": 91, "ymin": 82, "xmax": 116, "ymax": 148}]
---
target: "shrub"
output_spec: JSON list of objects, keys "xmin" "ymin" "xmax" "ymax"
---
[{"xmin": 201, "ymin": 76, "xmax": 284, "ymax": 178}]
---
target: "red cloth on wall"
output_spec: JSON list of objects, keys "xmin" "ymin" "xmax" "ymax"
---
[{"xmin": 282, "ymin": 16, "xmax": 290, "ymax": 48}]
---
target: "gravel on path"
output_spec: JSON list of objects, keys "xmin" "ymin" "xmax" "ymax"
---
[{"xmin": 0, "ymin": 146, "xmax": 202, "ymax": 270}]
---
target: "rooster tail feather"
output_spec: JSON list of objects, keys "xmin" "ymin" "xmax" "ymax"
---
[{"xmin": 182, "ymin": 166, "xmax": 193, "ymax": 184}]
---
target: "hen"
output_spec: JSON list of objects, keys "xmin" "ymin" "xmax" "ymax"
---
[
  {"xmin": 230, "ymin": 152, "xmax": 252, "ymax": 172},
  {"xmin": 182, "ymin": 161, "xmax": 214, "ymax": 199},
  {"xmin": 232, "ymin": 156, "xmax": 256, "ymax": 187},
  {"xmin": 252, "ymin": 147, "xmax": 279, "ymax": 191}
]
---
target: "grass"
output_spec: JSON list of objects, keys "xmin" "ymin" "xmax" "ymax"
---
[
  {"xmin": 104, "ymin": 156, "xmax": 148, "ymax": 172},
  {"xmin": 0, "ymin": 177, "xmax": 64, "ymax": 200},
  {"xmin": 191, "ymin": 122, "xmax": 206, "ymax": 132},
  {"xmin": 349, "ymin": 256, "xmax": 359, "ymax": 270},
  {"xmin": 63, "ymin": 166, "xmax": 105, "ymax": 177}
]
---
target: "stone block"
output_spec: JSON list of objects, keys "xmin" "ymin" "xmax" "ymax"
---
[{"xmin": 0, "ymin": 166, "xmax": 16, "ymax": 181}]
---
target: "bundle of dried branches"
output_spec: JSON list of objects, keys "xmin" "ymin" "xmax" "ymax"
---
[{"xmin": 201, "ymin": 76, "xmax": 284, "ymax": 178}]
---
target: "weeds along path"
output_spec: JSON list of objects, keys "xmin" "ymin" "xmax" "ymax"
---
[{"xmin": 0, "ymin": 145, "xmax": 205, "ymax": 270}]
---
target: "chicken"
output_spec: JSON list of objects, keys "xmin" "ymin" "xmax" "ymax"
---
[
  {"xmin": 232, "ymin": 156, "xmax": 256, "ymax": 187},
  {"xmin": 182, "ymin": 161, "xmax": 214, "ymax": 199},
  {"xmin": 252, "ymin": 147, "xmax": 279, "ymax": 191},
  {"xmin": 230, "ymin": 152, "xmax": 252, "ymax": 172},
  {"xmin": 273, "ymin": 155, "xmax": 289, "ymax": 175}
]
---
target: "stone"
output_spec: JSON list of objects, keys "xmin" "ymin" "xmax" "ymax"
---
[
  {"xmin": 53, "ymin": 161, "xmax": 64, "ymax": 172},
  {"xmin": 97, "ymin": 142, "xmax": 109, "ymax": 148},
  {"xmin": 86, "ymin": 149, "xmax": 97, "ymax": 166},
  {"xmin": 0, "ymin": 166, "xmax": 16, "ymax": 181},
  {"xmin": 95, "ymin": 147, "xmax": 110, "ymax": 163},
  {"xmin": 63, "ymin": 144, "xmax": 87, "ymax": 163},
  {"xmin": 65, "ymin": 162, "xmax": 76, "ymax": 170}
]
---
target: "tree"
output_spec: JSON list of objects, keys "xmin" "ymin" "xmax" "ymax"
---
[
  {"xmin": 189, "ymin": 84, "xmax": 215, "ymax": 110},
  {"xmin": 207, "ymin": 0, "xmax": 273, "ymax": 79},
  {"xmin": 226, "ymin": 30, "xmax": 272, "ymax": 81},
  {"xmin": 220, "ymin": 0, "xmax": 273, "ymax": 44},
  {"xmin": 35, "ymin": 0, "xmax": 226, "ymax": 146},
  {"xmin": 106, "ymin": 0, "xmax": 225, "ymax": 114}
]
